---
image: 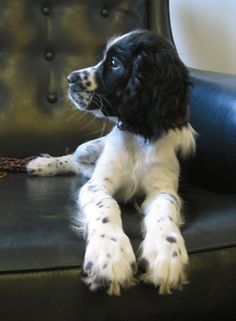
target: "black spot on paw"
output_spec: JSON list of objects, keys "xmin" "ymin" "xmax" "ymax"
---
[
  {"xmin": 172, "ymin": 251, "xmax": 178, "ymax": 257},
  {"xmin": 84, "ymin": 261, "xmax": 94, "ymax": 274},
  {"xmin": 131, "ymin": 262, "xmax": 137, "ymax": 274},
  {"xmin": 96, "ymin": 201, "xmax": 103, "ymax": 208},
  {"xmin": 138, "ymin": 258, "xmax": 149, "ymax": 273},
  {"xmin": 87, "ymin": 184, "xmax": 100, "ymax": 192},
  {"xmin": 91, "ymin": 228, "xmax": 96, "ymax": 235},
  {"xmin": 166, "ymin": 236, "xmax": 176, "ymax": 243},
  {"xmin": 102, "ymin": 217, "xmax": 110, "ymax": 223}
]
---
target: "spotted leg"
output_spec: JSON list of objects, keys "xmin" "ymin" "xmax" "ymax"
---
[
  {"xmin": 78, "ymin": 178, "xmax": 137, "ymax": 296},
  {"xmin": 139, "ymin": 192, "xmax": 189, "ymax": 294},
  {"xmin": 26, "ymin": 137, "xmax": 105, "ymax": 177}
]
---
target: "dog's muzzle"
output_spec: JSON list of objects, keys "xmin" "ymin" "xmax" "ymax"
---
[
  {"xmin": 67, "ymin": 66, "xmax": 112, "ymax": 120},
  {"xmin": 67, "ymin": 72, "xmax": 80, "ymax": 85},
  {"xmin": 67, "ymin": 68, "xmax": 97, "ymax": 110}
]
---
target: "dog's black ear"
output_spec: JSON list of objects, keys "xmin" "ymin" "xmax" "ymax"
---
[
  {"xmin": 116, "ymin": 52, "xmax": 159, "ymax": 139},
  {"xmin": 150, "ymin": 46, "xmax": 191, "ymax": 132},
  {"xmin": 117, "ymin": 40, "xmax": 191, "ymax": 140}
]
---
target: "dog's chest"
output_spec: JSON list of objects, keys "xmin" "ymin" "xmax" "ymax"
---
[
  {"xmin": 104, "ymin": 128, "xmax": 169, "ymax": 198},
  {"xmin": 107, "ymin": 128, "xmax": 157, "ymax": 168}
]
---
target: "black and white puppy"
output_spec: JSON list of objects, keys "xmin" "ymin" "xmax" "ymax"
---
[{"xmin": 27, "ymin": 30, "xmax": 196, "ymax": 295}]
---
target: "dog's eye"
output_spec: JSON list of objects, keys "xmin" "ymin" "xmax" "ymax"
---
[
  {"xmin": 110, "ymin": 58, "xmax": 119, "ymax": 68},
  {"xmin": 106, "ymin": 57, "xmax": 120, "ymax": 69}
]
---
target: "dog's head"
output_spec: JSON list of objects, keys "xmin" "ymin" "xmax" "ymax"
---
[{"xmin": 68, "ymin": 30, "xmax": 190, "ymax": 140}]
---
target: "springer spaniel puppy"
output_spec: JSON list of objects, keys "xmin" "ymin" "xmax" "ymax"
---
[{"xmin": 27, "ymin": 30, "xmax": 196, "ymax": 295}]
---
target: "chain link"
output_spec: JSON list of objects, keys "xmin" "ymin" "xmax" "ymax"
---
[{"xmin": 0, "ymin": 156, "xmax": 36, "ymax": 173}]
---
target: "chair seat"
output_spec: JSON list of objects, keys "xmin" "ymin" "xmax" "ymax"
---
[
  {"xmin": 0, "ymin": 173, "xmax": 235, "ymax": 273},
  {"xmin": 0, "ymin": 173, "xmax": 236, "ymax": 321}
]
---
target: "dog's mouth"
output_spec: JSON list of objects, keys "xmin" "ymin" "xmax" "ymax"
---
[
  {"xmin": 68, "ymin": 86, "xmax": 116, "ymax": 121},
  {"xmin": 68, "ymin": 86, "xmax": 94, "ymax": 110}
]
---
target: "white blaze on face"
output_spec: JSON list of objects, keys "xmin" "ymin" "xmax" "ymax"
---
[
  {"xmin": 79, "ymin": 67, "xmax": 98, "ymax": 91},
  {"xmin": 106, "ymin": 30, "xmax": 142, "ymax": 50}
]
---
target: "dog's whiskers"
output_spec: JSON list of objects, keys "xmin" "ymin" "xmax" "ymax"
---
[
  {"xmin": 92, "ymin": 92, "xmax": 113, "ymax": 115},
  {"xmin": 90, "ymin": 93, "xmax": 109, "ymax": 117},
  {"xmin": 95, "ymin": 93, "xmax": 113, "ymax": 109},
  {"xmin": 91, "ymin": 93, "xmax": 103, "ymax": 109},
  {"xmin": 77, "ymin": 113, "xmax": 100, "ymax": 131}
]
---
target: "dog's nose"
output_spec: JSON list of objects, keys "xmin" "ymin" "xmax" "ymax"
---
[{"xmin": 67, "ymin": 73, "xmax": 80, "ymax": 85}]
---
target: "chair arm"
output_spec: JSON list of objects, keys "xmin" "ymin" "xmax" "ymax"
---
[{"xmin": 185, "ymin": 68, "xmax": 236, "ymax": 193}]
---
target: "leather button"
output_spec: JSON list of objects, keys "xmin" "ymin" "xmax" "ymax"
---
[
  {"xmin": 101, "ymin": 8, "xmax": 109, "ymax": 17},
  {"xmin": 42, "ymin": 6, "xmax": 51, "ymax": 15},
  {"xmin": 47, "ymin": 94, "xmax": 57, "ymax": 103},
  {"xmin": 45, "ymin": 51, "xmax": 54, "ymax": 61}
]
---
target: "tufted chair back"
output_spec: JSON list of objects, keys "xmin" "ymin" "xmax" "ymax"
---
[{"xmin": 0, "ymin": 0, "xmax": 171, "ymax": 157}]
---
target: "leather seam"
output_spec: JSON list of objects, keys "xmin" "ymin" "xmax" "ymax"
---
[
  {"xmin": 0, "ymin": 266, "xmax": 82, "ymax": 277},
  {"xmin": 188, "ymin": 241, "xmax": 236, "ymax": 255}
]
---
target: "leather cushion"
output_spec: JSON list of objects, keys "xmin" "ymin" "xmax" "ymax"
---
[
  {"xmin": 188, "ymin": 69, "xmax": 236, "ymax": 192},
  {"xmin": 0, "ymin": 174, "xmax": 235, "ymax": 272},
  {"xmin": 0, "ymin": 248, "xmax": 235, "ymax": 321}
]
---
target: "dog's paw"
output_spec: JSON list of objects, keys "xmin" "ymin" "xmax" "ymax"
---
[
  {"xmin": 83, "ymin": 229, "xmax": 137, "ymax": 295},
  {"xmin": 139, "ymin": 230, "xmax": 189, "ymax": 294},
  {"xmin": 26, "ymin": 155, "xmax": 59, "ymax": 176},
  {"xmin": 27, "ymin": 155, "xmax": 80, "ymax": 176}
]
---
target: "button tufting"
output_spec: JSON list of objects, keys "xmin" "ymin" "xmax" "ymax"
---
[
  {"xmin": 45, "ymin": 51, "xmax": 54, "ymax": 61},
  {"xmin": 42, "ymin": 6, "xmax": 51, "ymax": 15},
  {"xmin": 47, "ymin": 94, "xmax": 57, "ymax": 104},
  {"xmin": 101, "ymin": 8, "xmax": 109, "ymax": 17}
]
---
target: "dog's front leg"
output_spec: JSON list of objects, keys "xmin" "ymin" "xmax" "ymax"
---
[
  {"xmin": 26, "ymin": 137, "xmax": 105, "ymax": 177},
  {"xmin": 78, "ymin": 178, "xmax": 136, "ymax": 295},
  {"xmin": 140, "ymin": 192, "xmax": 189, "ymax": 294}
]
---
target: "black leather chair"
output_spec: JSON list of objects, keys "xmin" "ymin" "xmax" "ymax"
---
[{"xmin": 0, "ymin": 1, "xmax": 235, "ymax": 320}]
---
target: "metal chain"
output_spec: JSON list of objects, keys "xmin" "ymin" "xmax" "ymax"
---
[
  {"xmin": 0, "ymin": 149, "xmax": 71, "ymax": 178},
  {"xmin": 0, "ymin": 156, "xmax": 36, "ymax": 173}
]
